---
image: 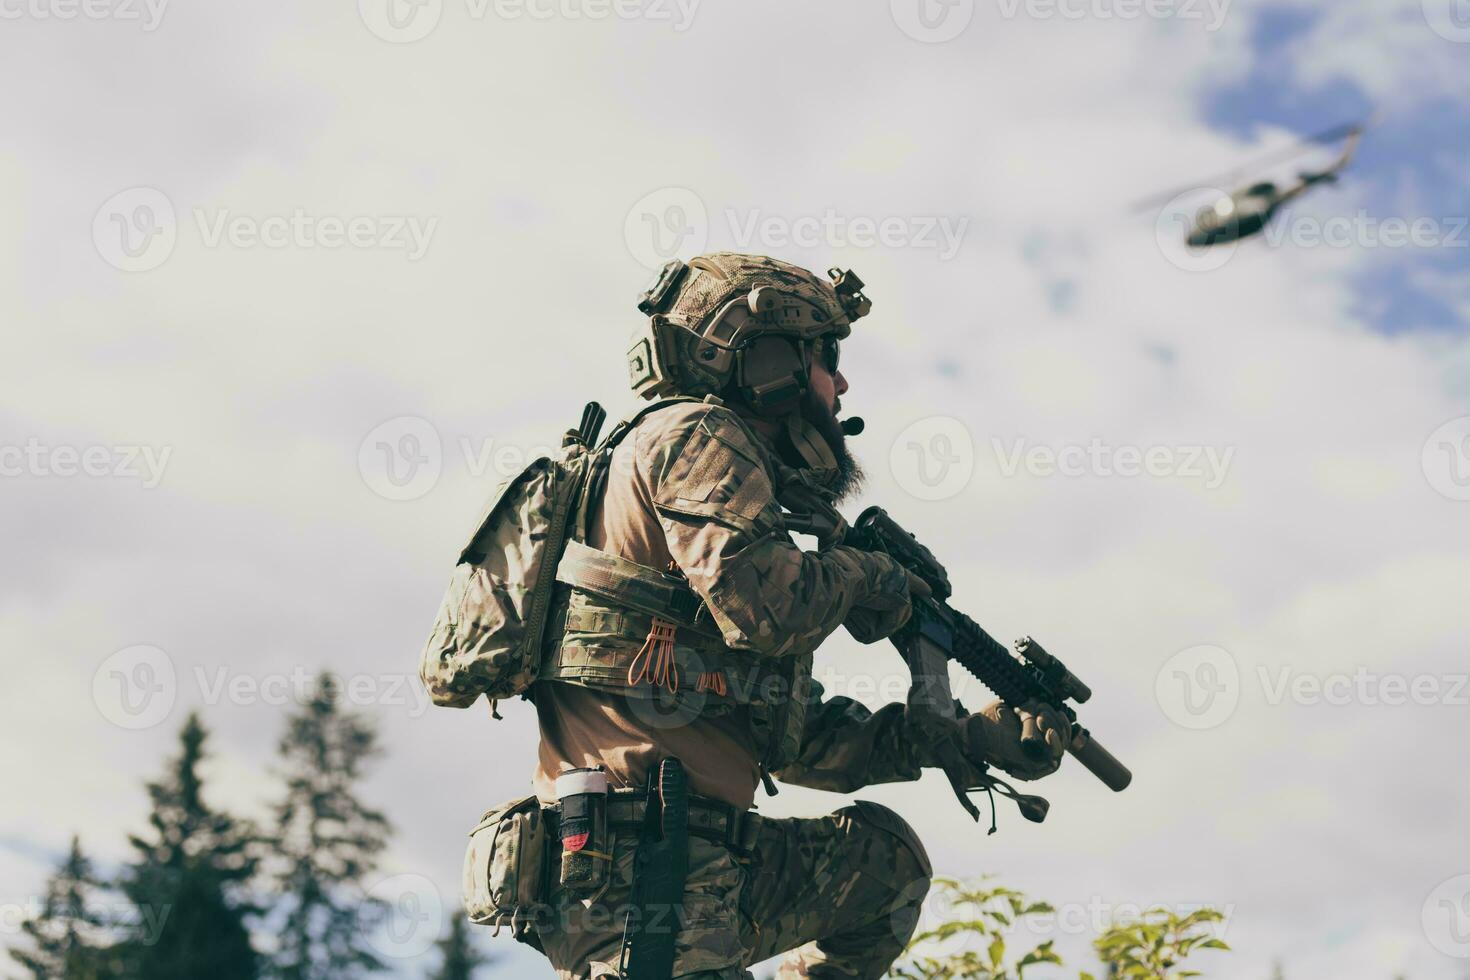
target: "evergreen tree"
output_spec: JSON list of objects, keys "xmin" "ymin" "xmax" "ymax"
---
[
  {"xmin": 267, "ymin": 673, "xmax": 392, "ymax": 980},
  {"xmin": 118, "ymin": 712, "xmax": 261, "ymax": 980},
  {"xmin": 427, "ymin": 914, "xmax": 488, "ymax": 980},
  {"xmin": 9, "ymin": 836, "xmax": 112, "ymax": 980}
]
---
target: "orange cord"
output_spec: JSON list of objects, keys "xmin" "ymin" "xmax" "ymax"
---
[
  {"xmin": 628, "ymin": 617, "xmax": 680, "ymax": 693},
  {"xmin": 695, "ymin": 672, "xmax": 727, "ymax": 695}
]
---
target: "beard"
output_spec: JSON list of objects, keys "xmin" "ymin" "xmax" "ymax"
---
[{"xmin": 802, "ymin": 387, "xmax": 865, "ymax": 502}]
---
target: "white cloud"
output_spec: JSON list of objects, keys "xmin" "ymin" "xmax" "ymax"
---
[{"xmin": 2, "ymin": 1, "xmax": 1467, "ymax": 978}]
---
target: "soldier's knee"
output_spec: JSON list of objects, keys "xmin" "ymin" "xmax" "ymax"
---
[{"xmin": 840, "ymin": 800, "xmax": 933, "ymax": 883}]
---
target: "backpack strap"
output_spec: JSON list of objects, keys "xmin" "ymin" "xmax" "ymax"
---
[{"xmin": 571, "ymin": 395, "xmax": 712, "ymax": 543}]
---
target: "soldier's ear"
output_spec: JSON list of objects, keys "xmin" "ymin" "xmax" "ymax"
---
[{"xmin": 736, "ymin": 336, "xmax": 807, "ymax": 416}]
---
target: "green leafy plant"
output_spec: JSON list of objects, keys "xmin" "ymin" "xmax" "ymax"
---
[
  {"xmin": 889, "ymin": 880, "xmax": 1232, "ymax": 980},
  {"xmin": 1087, "ymin": 907, "xmax": 1230, "ymax": 980},
  {"xmin": 890, "ymin": 877, "xmax": 1063, "ymax": 980}
]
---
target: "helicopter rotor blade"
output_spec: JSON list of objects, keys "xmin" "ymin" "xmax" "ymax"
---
[{"xmin": 1130, "ymin": 115, "xmax": 1375, "ymax": 213}]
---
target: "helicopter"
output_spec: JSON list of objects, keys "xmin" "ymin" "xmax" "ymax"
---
[{"xmin": 1138, "ymin": 119, "xmax": 1371, "ymax": 248}]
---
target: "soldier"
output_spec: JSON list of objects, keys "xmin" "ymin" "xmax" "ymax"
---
[{"xmin": 434, "ymin": 253, "xmax": 1072, "ymax": 980}]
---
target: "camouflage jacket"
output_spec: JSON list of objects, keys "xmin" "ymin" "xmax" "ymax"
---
[{"xmin": 538, "ymin": 398, "xmax": 953, "ymax": 794}]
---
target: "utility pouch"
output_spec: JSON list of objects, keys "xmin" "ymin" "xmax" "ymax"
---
[
  {"xmin": 463, "ymin": 795, "xmax": 549, "ymax": 931},
  {"xmin": 555, "ymin": 767, "xmax": 611, "ymax": 899}
]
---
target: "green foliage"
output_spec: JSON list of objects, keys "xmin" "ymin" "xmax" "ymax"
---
[
  {"xmin": 887, "ymin": 880, "xmax": 1232, "ymax": 980},
  {"xmin": 7, "ymin": 691, "xmax": 437, "ymax": 979},
  {"xmin": 266, "ymin": 674, "xmax": 392, "ymax": 980},
  {"xmin": 890, "ymin": 877, "xmax": 1063, "ymax": 980},
  {"xmin": 429, "ymin": 914, "xmax": 490, "ymax": 980},
  {"xmin": 1092, "ymin": 907, "xmax": 1230, "ymax": 980},
  {"xmin": 116, "ymin": 712, "xmax": 263, "ymax": 980},
  {"xmin": 8, "ymin": 837, "xmax": 112, "ymax": 980}
]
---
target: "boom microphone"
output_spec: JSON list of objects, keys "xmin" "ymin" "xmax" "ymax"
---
[{"xmin": 840, "ymin": 417, "xmax": 865, "ymax": 437}]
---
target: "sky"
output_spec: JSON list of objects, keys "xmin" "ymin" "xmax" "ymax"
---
[{"xmin": 2, "ymin": 0, "xmax": 1468, "ymax": 978}]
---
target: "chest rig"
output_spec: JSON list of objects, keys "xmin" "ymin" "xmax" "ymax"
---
[{"xmin": 536, "ymin": 401, "xmax": 816, "ymax": 777}]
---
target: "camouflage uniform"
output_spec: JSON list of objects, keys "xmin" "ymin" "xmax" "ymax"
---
[
  {"xmin": 532, "ymin": 396, "xmax": 973, "ymax": 978},
  {"xmin": 539, "ymin": 800, "xmax": 931, "ymax": 979},
  {"xmin": 424, "ymin": 252, "xmax": 1004, "ymax": 979},
  {"xmin": 427, "ymin": 254, "xmax": 1074, "ymax": 978}
]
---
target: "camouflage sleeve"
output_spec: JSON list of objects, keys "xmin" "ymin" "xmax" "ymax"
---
[
  {"xmin": 639, "ymin": 402, "xmax": 909, "ymax": 660},
  {"xmin": 772, "ymin": 675, "xmax": 923, "ymax": 791},
  {"xmin": 771, "ymin": 676, "xmax": 978, "ymax": 792}
]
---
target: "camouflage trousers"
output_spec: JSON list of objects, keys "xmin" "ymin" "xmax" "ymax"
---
[{"xmin": 534, "ymin": 800, "xmax": 932, "ymax": 979}]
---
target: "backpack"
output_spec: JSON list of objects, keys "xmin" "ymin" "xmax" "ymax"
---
[{"xmin": 419, "ymin": 399, "xmax": 694, "ymax": 713}]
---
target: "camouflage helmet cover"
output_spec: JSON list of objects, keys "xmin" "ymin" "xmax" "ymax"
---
[{"xmin": 627, "ymin": 252, "xmax": 871, "ymax": 402}]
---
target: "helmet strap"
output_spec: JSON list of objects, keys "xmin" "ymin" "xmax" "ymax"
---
[{"xmin": 783, "ymin": 413, "xmax": 840, "ymax": 486}]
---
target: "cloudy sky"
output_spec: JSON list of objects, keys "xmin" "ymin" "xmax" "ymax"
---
[{"xmin": 3, "ymin": 0, "xmax": 1468, "ymax": 977}]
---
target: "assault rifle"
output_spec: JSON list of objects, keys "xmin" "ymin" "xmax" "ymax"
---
[{"xmin": 788, "ymin": 505, "xmax": 1132, "ymax": 825}]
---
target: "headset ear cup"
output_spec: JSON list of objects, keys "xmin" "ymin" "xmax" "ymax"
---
[{"xmin": 737, "ymin": 336, "xmax": 807, "ymax": 415}]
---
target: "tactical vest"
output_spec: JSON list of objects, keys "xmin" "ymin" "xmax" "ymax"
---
[{"xmin": 536, "ymin": 406, "xmax": 812, "ymax": 776}]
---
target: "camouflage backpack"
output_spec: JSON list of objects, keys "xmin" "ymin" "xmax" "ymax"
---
[{"xmin": 419, "ymin": 399, "xmax": 696, "ymax": 713}]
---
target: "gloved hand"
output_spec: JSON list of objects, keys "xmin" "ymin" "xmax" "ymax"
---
[
  {"xmin": 844, "ymin": 565, "xmax": 932, "ymax": 644},
  {"xmin": 961, "ymin": 698, "xmax": 1072, "ymax": 781}
]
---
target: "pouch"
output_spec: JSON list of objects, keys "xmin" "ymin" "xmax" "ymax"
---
[
  {"xmin": 555, "ymin": 768, "xmax": 611, "ymax": 899},
  {"xmin": 463, "ymin": 795, "xmax": 549, "ymax": 930}
]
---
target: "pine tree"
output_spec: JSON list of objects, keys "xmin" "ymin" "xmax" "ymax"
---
[
  {"xmin": 267, "ymin": 673, "xmax": 392, "ymax": 980},
  {"xmin": 428, "ymin": 914, "xmax": 489, "ymax": 980},
  {"xmin": 9, "ymin": 836, "xmax": 112, "ymax": 980},
  {"xmin": 118, "ymin": 712, "xmax": 261, "ymax": 980}
]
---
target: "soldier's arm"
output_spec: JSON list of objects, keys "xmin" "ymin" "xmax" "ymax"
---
[
  {"xmin": 771, "ymin": 676, "xmax": 982, "ymax": 792},
  {"xmin": 642, "ymin": 403, "xmax": 910, "ymax": 660}
]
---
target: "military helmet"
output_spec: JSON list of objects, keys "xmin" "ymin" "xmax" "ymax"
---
[{"xmin": 626, "ymin": 252, "xmax": 871, "ymax": 412}]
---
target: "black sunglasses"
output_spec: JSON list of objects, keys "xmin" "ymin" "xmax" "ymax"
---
[{"xmin": 813, "ymin": 335, "xmax": 841, "ymax": 374}]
